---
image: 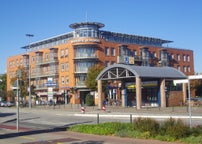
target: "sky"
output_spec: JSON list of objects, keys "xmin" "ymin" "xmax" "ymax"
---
[{"xmin": 0, "ymin": 0, "xmax": 201, "ymax": 74}]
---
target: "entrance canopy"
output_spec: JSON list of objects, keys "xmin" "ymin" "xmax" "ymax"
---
[{"xmin": 96, "ymin": 64, "xmax": 186, "ymax": 80}]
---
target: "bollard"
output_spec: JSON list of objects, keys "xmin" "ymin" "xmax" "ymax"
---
[
  {"xmin": 102, "ymin": 106, "xmax": 106, "ymax": 112},
  {"xmin": 130, "ymin": 114, "xmax": 132, "ymax": 124},
  {"xmin": 81, "ymin": 107, "xmax": 85, "ymax": 114},
  {"xmin": 97, "ymin": 113, "xmax": 99, "ymax": 124}
]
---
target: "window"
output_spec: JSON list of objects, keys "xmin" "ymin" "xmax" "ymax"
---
[
  {"xmin": 188, "ymin": 66, "xmax": 190, "ymax": 72},
  {"xmin": 111, "ymin": 61, "xmax": 115, "ymax": 65},
  {"xmin": 177, "ymin": 54, "xmax": 180, "ymax": 61},
  {"xmin": 183, "ymin": 66, "xmax": 187, "ymax": 72},
  {"xmin": 111, "ymin": 48, "xmax": 115, "ymax": 56},
  {"xmin": 171, "ymin": 54, "xmax": 174, "ymax": 59},
  {"xmin": 65, "ymin": 48, "xmax": 68, "ymax": 57},
  {"xmin": 105, "ymin": 61, "xmax": 110, "ymax": 67},
  {"xmin": 65, "ymin": 63, "xmax": 69, "ymax": 71},
  {"xmin": 61, "ymin": 63, "xmax": 64, "ymax": 72},
  {"xmin": 187, "ymin": 55, "xmax": 190, "ymax": 62},
  {"xmin": 65, "ymin": 76, "xmax": 69, "ymax": 84},
  {"xmin": 61, "ymin": 50, "xmax": 64, "ymax": 57},
  {"xmin": 177, "ymin": 65, "xmax": 181, "ymax": 71},
  {"xmin": 183, "ymin": 55, "xmax": 186, "ymax": 62},
  {"xmin": 105, "ymin": 47, "xmax": 109, "ymax": 56},
  {"xmin": 61, "ymin": 76, "xmax": 64, "ymax": 84}
]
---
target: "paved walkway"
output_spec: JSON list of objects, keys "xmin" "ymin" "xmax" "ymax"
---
[{"xmin": 0, "ymin": 126, "xmax": 181, "ymax": 144}]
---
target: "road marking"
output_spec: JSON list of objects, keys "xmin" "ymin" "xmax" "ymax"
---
[
  {"xmin": 20, "ymin": 136, "xmax": 36, "ymax": 140},
  {"xmin": 74, "ymin": 113, "xmax": 202, "ymax": 119}
]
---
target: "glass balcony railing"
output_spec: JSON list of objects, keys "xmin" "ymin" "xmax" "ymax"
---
[
  {"xmin": 36, "ymin": 57, "xmax": 58, "ymax": 65},
  {"xmin": 31, "ymin": 70, "xmax": 59, "ymax": 78}
]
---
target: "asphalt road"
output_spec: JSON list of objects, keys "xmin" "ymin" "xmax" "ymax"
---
[{"xmin": 0, "ymin": 105, "xmax": 202, "ymax": 144}]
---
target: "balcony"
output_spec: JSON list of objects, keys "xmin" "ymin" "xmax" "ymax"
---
[
  {"xmin": 36, "ymin": 57, "xmax": 58, "ymax": 65},
  {"xmin": 31, "ymin": 70, "xmax": 59, "ymax": 78}
]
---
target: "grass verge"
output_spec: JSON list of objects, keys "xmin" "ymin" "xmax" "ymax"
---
[{"xmin": 68, "ymin": 118, "xmax": 202, "ymax": 144}]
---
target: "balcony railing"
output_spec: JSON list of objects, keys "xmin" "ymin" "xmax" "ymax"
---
[
  {"xmin": 36, "ymin": 57, "xmax": 58, "ymax": 65},
  {"xmin": 31, "ymin": 70, "xmax": 59, "ymax": 78}
]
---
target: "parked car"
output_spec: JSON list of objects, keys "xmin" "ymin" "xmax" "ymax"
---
[
  {"xmin": 0, "ymin": 101, "xmax": 8, "ymax": 107},
  {"xmin": 7, "ymin": 101, "xmax": 15, "ymax": 107}
]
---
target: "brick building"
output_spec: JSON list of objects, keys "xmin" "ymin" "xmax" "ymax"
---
[{"xmin": 7, "ymin": 22, "xmax": 194, "ymax": 106}]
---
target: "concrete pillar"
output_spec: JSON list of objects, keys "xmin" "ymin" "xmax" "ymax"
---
[
  {"xmin": 121, "ymin": 89, "xmax": 127, "ymax": 107},
  {"xmin": 160, "ymin": 79, "xmax": 166, "ymax": 108},
  {"xmin": 97, "ymin": 80, "xmax": 103, "ymax": 109},
  {"xmin": 136, "ymin": 77, "xmax": 141, "ymax": 109},
  {"xmin": 182, "ymin": 83, "xmax": 187, "ymax": 104}
]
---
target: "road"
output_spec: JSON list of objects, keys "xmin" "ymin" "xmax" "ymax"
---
[
  {"xmin": 1, "ymin": 106, "xmax": 202, "ymax": 129},
  {"xmin": 0, "ymin": 106, "xmax": 202, "ymax": 144}
]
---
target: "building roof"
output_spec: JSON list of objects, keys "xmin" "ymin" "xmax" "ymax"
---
[{"xmin": 96, "ymin": 64, "xmax": 186, "ymax": 80}]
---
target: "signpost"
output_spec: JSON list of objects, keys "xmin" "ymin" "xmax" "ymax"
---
[
  {"xmin": 173, "ymin": 75, "xmax": 202, "ymax": 128},
  {"xmin": 16, "ymin": 70, "xmax": 21, "ymax": 132}
]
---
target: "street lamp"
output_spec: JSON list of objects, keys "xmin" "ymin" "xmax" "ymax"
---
[{"xmin": 26, "ymin": 34, "xmax": 34, "ymax": 109}]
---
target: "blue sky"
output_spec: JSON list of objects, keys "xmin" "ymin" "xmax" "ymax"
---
[{"xmin": 1, "ymin": 0, "xmax": 201, "ymax": 74}]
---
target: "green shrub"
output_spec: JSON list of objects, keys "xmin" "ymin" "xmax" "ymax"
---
[
  {"xmin": 181, "ymin": 135, "xmax": 202, "ymax": 144},
  {"xmin": 160, "ymin": 118, "xmax": 189, "ymax": 139},
  {"xmin": 69, "ymin": 122, "xmax": 133, "ymax": 136},
  {"xmin": 133, "ymin": 117, "xmax": 159, "ymax": 136},
  {"xmin": 85, "ymin": 93, "xmax": 94, "ymax": 106},
  {"xmin": 189, "ymin": 125, "xmax": 202, "ymax": 137}
]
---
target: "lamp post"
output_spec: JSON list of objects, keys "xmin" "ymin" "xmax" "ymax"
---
[{"xmin": 26, "ymin": 34, "xmax": 34, "ymax": 109}]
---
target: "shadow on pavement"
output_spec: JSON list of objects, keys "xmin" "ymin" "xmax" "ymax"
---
[
  {"xmin": 0, "ymin": 121, "xmax": 93, "ymax": 140},
  {"xmin": 0, "ymin": 112, "xmax": 15, "ymax": 117}
]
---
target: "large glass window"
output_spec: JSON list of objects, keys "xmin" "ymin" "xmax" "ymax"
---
[
  {"xmin": 75, "ymin": 75, "xmax": 86, "ymax": 86},
  {"xmin": 75, "ymin": 28, "xmax": 98, "ymax": 38},
  {"xmin": 74, "ymin": 46, "xmax": 96, "ymax": 58},
  {"xmin": 75, "ymin": 61, "xmax": 95, "ymax": 73},
  {"xmin": 160, "ymin": 50, "xmax": 167, "ymax": 61}
]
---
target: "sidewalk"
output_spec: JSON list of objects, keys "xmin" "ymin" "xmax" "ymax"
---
[{"xmin": 0, "ymin": 126, "xmax": 181, "ymax": 144}]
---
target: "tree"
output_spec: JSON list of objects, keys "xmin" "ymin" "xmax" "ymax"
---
[
  {"xmin": 10, "ymin": 66, "xmax": 29, "ymax": 99},
  {"xmin": 85, "ymin": 64, "xmax": 105, "ymax": 91},
  {"xmin": 0, "ymin": 74, "xmax": 7, "ymax": 101}
]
